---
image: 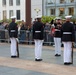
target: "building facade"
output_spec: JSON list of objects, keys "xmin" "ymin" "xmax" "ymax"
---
[
  {"xmin": 0, "ymin": 0, "xmax": 43, "ymax": 21},
  {"xmin": 0, "ymin": 0, "xmax": 75, "ymax": 21},
  {"xmin": 45, "ymin": 0, "xmax": 76, "ymax": 18}
]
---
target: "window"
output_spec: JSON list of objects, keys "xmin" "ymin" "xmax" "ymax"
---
[
  {"xmin": 16, "ymin": 0, "xmax": 20, "ymax": 5},
  {"xmin": 68, "ymin": 7, "xmax": 74, "ymax": 15},
  {"xmin": 59, "ymin": 8, "xmax": 64, "ymax": 16},
  {"xmin": 2, "ymin": 0, "xmax": 6, "ymax": 6},
  {"xmin": 9, "ymin": 0, "xmax": 13, "ymax": 6},
  {"xmin": 60, "ymin": 0, "xmax": 65, "ymax": 3},
  {"xmin": 16, "ymin": 10, "xmax": 20, "ymax": 20},
  {"xmin": 9, "ymin": 10, "xmax": 13, "ymax": 18},
  {"xmin": 70, "ymin": 0, "xmax": 74, "ymax": 3},
  {"xmin": 47, "ymin": 0, "xmax": 53, "ymax": 4},
  {"xmin": 3, "ymin": 10, "xmax": 7, "ymax": 19},
  {"xmin": 50, "ymin": 9, "xmax": 55, "ymax": 15}
]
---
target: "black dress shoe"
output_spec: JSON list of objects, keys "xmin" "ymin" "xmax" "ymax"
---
[
  {"xmin": 64, "ymin": 63, "xmax": 68, "ymax": 65},
  {"xmin": 55, "ymin": 54, "xmax": 58, "ymax": 56},
  {"xmin": 55, "ymin": 54, "xmax": 61, "ymax": 56},
  {"xmin": 64, "ymin": 62, "xmax": 72, "ymax": 65},
  {"xmin": 58, "ymin": 54, "xmax": 61, "ymax": 56},
  {"xmin": 35, "ymin": 59, "xmax": 42, "ymax": 61},
  {"xmin": 11, "ymin": 56, "xmax": 17, "ymax": 58}
]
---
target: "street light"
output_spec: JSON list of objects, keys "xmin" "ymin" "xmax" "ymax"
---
[{"xmin": 34, "ymin": 8, "xmax": 41, "ymax": 16}]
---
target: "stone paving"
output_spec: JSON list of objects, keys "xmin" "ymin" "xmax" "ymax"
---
[{"xmin": 0, "ymin": 43, "xmax": 76, "ymax": 75}]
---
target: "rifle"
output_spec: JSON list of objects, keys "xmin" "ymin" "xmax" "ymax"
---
[
  {"xmin": 16, "ymin": 38, "xmax": 19, "ymax": 57},
  {"xmin": 71, "ymin": 42, "xmax": 73, "ymax": 64}
]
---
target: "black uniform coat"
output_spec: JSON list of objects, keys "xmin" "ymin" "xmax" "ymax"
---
[
  {"xmin": 8, "ymin": 22, "xmax": 18, "ymax": 38},
  {"xmin": 33, "ymin": 21, "xmax": 44, "ymax": 40},
  {"xmin": 54, "ymin": 23, "xmax": 62, "ymax": 38},
  {"xmin": 61, "ymin": 21, "xmax": 75, "ymax": 42}
]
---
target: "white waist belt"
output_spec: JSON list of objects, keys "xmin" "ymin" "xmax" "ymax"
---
[
  {"xmin": 55, "ymin": 29, "xmax": 60, "ymax": 31},
  {"xmin": 35, "ymin": 31, "xmax": 41, "ymax": 33},
  {"xmin": 11, "ymin": 30, "xmax": 15, "ymax": 32},
  {"xmin": 63, "ymin": 32, "xmax": 72, "ymax": 34}
]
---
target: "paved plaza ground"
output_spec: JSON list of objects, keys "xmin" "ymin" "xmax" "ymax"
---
[{"xmin": 0, "ymin": 43, "xmax": 76, "ymax": 75}]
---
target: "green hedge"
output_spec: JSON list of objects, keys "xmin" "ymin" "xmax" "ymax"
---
[
  {"xmin": 41, "ymin": 16, "xmax": 55, "ymax": 23},
  {"xmin": 0, "ymin": 19, "xmax": 22, "ymax": 25}
]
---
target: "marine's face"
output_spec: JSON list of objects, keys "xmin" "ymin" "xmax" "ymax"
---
[
  {"xmin": 56, "ymin": 19, "xmax": 61, "ymax": 24},
  {"xmin": 12, "ymin": 18, "xmax": 16, "ymax": 22},
  {"xmin": 37, "ymin": 18, "xmax": 41, "ymax": 22},
  {"xmin": 66, "ymin": 18, "xmax": 71, "ymax": 22}
]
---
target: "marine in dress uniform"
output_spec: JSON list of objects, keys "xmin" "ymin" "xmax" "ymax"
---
[
  {"xmin": 33, "ymin": 15, "xmax": 44, "ymax": 61},
  {"xmin": 61, "ymin": 15, "xmax": 75, "ymax": 65},
  {"xmin": 54, "ymin": 17, "xmax": 62, "ymax": 56},
  {"xmin": 8, "ymin": 16, "xmax": 18, "ymax": 58}
]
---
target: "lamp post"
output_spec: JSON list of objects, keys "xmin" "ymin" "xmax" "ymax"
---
[
  {"xmin": 26, "ymin": 0, "xmax": 31, "ymax": 27},
  {"xmin": 34, "ymin": 8, "xmax": 41, "ymax": 16}
]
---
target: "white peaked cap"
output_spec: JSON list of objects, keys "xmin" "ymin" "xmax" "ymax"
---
[
  {"xmin": 65, "ymin": 15, "xmax": 72, "ymax": 19},
  {"xmin": 11, "ymin": 16, "xmax": 16, "ymax": 19},
  {"xmin": 35, "ymin": 15, "xmax": 42, "ymax": 18}
]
